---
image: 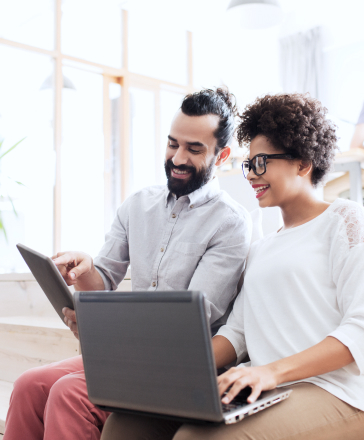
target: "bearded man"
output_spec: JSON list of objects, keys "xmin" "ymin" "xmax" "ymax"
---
[{"xmin": 4, "ymin": 88, "xmax": 252, "ymax": 440}]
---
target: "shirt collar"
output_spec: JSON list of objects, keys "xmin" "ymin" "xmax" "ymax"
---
[{"xmin": 164, "ymin": 177, "xmax": 221, "ymax": 208}]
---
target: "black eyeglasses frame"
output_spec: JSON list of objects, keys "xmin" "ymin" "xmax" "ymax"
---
[{"xmin": 242, "ymin": 153, "xmax": 295, "ymax": 178}]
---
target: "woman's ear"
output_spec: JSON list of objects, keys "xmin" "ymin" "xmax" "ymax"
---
[
  {"xmin": 215, "ymin": 146, "xmax": 231, "ymax": 166},
  {"xmin": 298, "ymin": 160, "xmax": 312, "ymax": 177}
]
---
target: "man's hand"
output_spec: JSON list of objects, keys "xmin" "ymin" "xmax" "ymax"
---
[
  {"xmin": 52, "ymin": 251, "xmax": 93, "ymax": 286},
  {"xmin": 218, "ymin": 365, "xmax": 277, "ymax": 404},
  {"xmin": 62, "ymin": 307, "xmax": 79, "ymax": 340}
]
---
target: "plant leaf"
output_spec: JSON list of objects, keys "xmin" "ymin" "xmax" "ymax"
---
[
  {"xmin": 14, "ymin": 180, "xmax": 25, "ymax": 187},
  {"xmin": 0, "ymin": 137, "xmax": 26, "ymax": 161},
  {"xmin": 0, "ymin": 213, "xmax": 8, "ymax": 243},
  {"xmin": 0, "ymin": 139, "xmax": 4, "ymax": 152},
  {"xmin": 7, "ymin": 195, "xmax": 18, "ymax": 217}
]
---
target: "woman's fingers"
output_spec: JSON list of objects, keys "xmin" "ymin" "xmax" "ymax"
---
[
  {"xmin": 221, "ymin": 376, "xmax": 252, "ymax": 404},
  {"xmin": 247, "ymin": 384, "xmax": 262, "ymax": 403},
  {"xmin": 217, "ymin": 367, "xmax": 244, "ymax": 395},
  {"xmin": 218, "ymin": 366, "xmax": 272, "ymax": 404}
]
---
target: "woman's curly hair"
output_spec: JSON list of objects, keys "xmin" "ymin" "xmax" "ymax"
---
[{"xmin": 236, "ymin": 93, "xmax": 338, "ymax": 186}]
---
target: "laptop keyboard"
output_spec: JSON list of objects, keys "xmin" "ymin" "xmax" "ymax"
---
[
  {"xmin": 222, "ymin": 400, "xmax": 248, "ymax": 412},
  {"xmin": 222, "ymin": 387, "xmax": 252, "ymax": 412}
]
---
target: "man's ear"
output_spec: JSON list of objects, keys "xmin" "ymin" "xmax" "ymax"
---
[
  {"xmin": 215, "ymin": 146, "xmax": 231, "ymax": 167},
  {"xmin": 298, "ymin": 160, "xmax": 313, "ymax": 177}
]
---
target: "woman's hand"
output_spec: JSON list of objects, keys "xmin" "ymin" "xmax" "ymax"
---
[{"xmin": 218, "ymin": 365, "xmax": 278, "ymax": 404}]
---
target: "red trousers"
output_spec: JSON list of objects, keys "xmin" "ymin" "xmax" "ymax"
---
[{"xmin": 4, "ymin": 355, "xmax": 110, "ymax": 440}]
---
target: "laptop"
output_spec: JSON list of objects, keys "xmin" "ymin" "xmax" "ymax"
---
[{"xmin": 74, "ymin": 290, "xmax": 292, "ymax": 424}]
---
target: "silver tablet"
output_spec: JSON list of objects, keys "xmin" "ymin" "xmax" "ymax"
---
[{"xmin": 16, "ymin": 243, "xmax": 74, "ymax": 322}]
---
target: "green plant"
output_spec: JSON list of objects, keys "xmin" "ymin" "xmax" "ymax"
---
[{"xmin": 0, "ymin": 138, "xmax": 26, "ymax": 241}]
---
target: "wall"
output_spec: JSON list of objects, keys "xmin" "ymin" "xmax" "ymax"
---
[{"xmin": 218, "ymin": 172, "xmax": 283, "ymax": 235}]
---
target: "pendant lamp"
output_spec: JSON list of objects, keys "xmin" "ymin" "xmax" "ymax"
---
[{"xmin": 226, "ymin": 0, "xmax": 283, "ymax": 30}]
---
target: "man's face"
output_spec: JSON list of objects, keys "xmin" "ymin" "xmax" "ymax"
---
[{"xmin": 164, "ymin": 110, "xmax": 229, "ymax": 197}]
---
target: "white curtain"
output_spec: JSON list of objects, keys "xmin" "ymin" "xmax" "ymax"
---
[{"xmin": 280, "ymin": 27, "xmax": 323, "ymax": 99}]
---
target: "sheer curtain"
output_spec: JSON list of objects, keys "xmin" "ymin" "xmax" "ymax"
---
[{"xmin": 280, "ymin": 26, "xmax": 323, "ymax": 99}]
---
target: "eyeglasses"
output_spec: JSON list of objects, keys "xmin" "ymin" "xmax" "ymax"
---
[{"xmin": 242, "ymin": 154, "xmax": 295, "ymax": 178}]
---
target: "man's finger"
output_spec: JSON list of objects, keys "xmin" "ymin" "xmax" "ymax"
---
[
  {"xmin": 67, "ymin": 258, "xmax": 91, "ymax": 280},
  {"xmin": 62, "ymin": 307, "xmax": 76, "ymax": 322},
  {"xmin": 52, "ymin": 252, "xmax": 76, "ymax": 266},
  {"xmin": 51, "ymin": 251, "xmax": 67, "ymax": 260}
]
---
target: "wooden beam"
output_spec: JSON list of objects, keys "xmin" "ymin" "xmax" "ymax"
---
[
  {"xmin": 335, "ymin": 148, "xmax": 364, "ymax": 164},
  {"xmin": 122, "ymin": 9, "xmax": 129, "ymax": 70},
  {"xmin": 103, "ymin": 75, "xmax": 113, "ymax": 232},
  {"xmin": 62, "ymin": 54, "xmax": 126, "ymax": 77},
  {"xmin": 120, "ymin": 77, "xmax": 131, "ymax": 201},
  {"xmin": 0, "ymin": 37, "xmax": 57, "ymax": 58},
  {"xmin": 154, "ymin": 89, "xmax": 162, "ymax": 183},
  {"xmin": 0, "ymin": 37, "xmax": 190, "ymax": 93},
  {"xmin": 324, "ymin": 170, "xmax": 364, "ymax": 203},
  {"xmin": 129, "ymin": 72, "xmax": 189, "ymax": 93}
]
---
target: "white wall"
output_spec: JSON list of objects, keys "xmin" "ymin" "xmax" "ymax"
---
[{"xmin": 218, "ymin": 173, "xmax": 283, "ymax": 235}]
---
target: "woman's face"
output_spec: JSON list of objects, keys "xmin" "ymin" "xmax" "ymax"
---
[{"xmin": 247, "ymin": 135, "xmax": 305, "ymax": 208}]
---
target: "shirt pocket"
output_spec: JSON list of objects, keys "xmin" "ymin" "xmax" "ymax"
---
[{"xmin": 165, "ymin": 241, "xmax": 207, "ymax": 289}]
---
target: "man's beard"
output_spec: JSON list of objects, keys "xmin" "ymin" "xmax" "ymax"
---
[{"xmin": 164, "ymin": 158, "xmax": 215, "ymax": 198}]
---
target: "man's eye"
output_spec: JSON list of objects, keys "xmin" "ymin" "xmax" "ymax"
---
[
  {"xmin": 189, "ymin": 149, "xmax": 201, "ymax": 154},
  {"xmin": 169, "ymin": 144, "xmax": 178, "ymax": 149}
]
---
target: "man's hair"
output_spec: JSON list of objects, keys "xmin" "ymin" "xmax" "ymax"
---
[
  {"xmin": 181, "ymin": 88, "xmax": 237, "ymax": 154},
  {"xmin": 236, "ymin": 93, "xmax": 338, "ymax": 186}
]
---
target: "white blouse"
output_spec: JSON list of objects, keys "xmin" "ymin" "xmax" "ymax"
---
[{"xmin": 217, "ymin": 198, "xmax": 364, "ymax": 411}]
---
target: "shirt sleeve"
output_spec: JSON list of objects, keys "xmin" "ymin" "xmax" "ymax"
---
[
  {"xmin": 93, "ymin": 201, "xmax": 130, "ymax": 290},
  {"xmin": 188, "ymin": 209, "xmax": 252, "ymax": 327},
  {"xmin": 328, "ymin": 202, "xmax": 364, "ymax": 375}
]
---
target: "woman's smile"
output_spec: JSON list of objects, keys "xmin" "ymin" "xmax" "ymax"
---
[{"xmin": 252, "ymin": 184, "xmax": 270, "ymax": 198}]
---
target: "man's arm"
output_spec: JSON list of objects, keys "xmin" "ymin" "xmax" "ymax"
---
[
  {"xmin": 53, "ymin": 203, "xmax": 131, "ymax": 338},
  {"xmin": 188, "ymin": 211, "xmax": 252, "ymax": 325}
]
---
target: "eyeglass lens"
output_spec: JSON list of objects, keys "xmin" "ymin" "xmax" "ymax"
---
[{"xmin": 242, "ymin": 156, "xmax": 266, "ymax": 178}]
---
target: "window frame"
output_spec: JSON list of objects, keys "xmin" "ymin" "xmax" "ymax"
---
[{"xmin": 0, "ymin": 3, "xmax": 195, "ymax": 254}]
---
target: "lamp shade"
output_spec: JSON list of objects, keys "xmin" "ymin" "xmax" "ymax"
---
[
  {"xmin": 226, "ymin": 0, "xmax": 283, "ymax": 30},
  {"xmin": 40, "ymin": 74, "xmax": 76, "ymax": 91}
]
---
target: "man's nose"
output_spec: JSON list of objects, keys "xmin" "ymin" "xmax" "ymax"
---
[{"xmin": 172, "ymin": 148, "xmax": 189, "ymax": 166}]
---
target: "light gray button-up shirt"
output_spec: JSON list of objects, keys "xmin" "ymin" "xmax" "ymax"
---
[{"xmin": 94, "ymin": 178, "xmax": 252, "ymax": 331}]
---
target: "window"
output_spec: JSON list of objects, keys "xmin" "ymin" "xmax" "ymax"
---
[{"xmin": 0, "ymin": 3, "xmax": 194, "ymax": 272}]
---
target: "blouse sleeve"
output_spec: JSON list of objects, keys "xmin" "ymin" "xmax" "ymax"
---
[
  {"xmin": 328, "ymin": 201, "xmax": 364, "ymax": 375},
  {"xmin": 215, "ymin": 285, "xmax": 248, "ymax": 364}
]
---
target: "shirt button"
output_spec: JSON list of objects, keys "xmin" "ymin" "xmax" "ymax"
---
[
  {"xmin": 160, "ymin": 248, "xmax": 164, "ymax": 252},
  {"xmin": 152, "ymin": 282, "xmax": 156, "ymax": 287},
  {"xmin": 172, "ymin": 213, "xmax": 176, "ymax": 218},
  {"xmin": 190, "ymin": 205, "xmax": 194, "ymax": 209}
]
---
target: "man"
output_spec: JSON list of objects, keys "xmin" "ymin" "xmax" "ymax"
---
[{"xmin": 4, "ymin": 88, "xmax": 252, "ymax": 440}]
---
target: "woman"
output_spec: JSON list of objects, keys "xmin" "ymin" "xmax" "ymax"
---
[{"xmin": 101, "ymin": 93, "xmax": 364, "ymax": 440}]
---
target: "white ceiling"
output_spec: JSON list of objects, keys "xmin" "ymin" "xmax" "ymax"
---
[{"xmin": 121, "ymin": 0, "xmax": 364, "ymax": 49}]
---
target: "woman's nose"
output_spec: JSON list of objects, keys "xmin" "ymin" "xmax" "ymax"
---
[{"xmin": 247, "ymin": 167, "xmax": 257, "ymax": 183}]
